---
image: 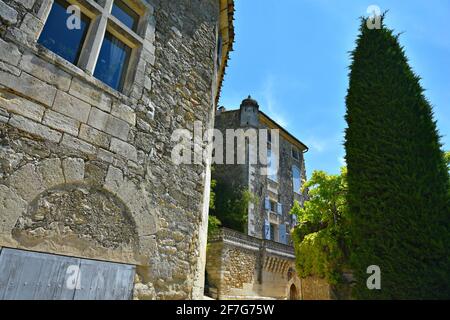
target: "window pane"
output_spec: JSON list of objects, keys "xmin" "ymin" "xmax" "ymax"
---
[
  {"xmin": 270, "ymin": 201, "xmax": 276, "ymax": 212},
  {"xmin": 112, "ymin": 0, "xmax": 139, "ymax": 32},
  {"xmin": 293, "ymin": 165, "xmax": 301, "ymax": 193},
  {"xmin": 93, "ymin": 32, "xmax": 131, "ymax": 91},
  {"xmin": 268, "ymin": 149, "xmax": 278, "ymax": 182},
  {"xmin": 38, "ymin": 0, "xmax": 90, "ymax": 65},
  {"xmin": 292, "ymin": 148, "xmax": 299, "ymax": 160}
]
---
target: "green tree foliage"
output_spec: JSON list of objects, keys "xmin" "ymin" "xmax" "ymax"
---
[
  {"xmin": 291, "ymin": 168, "xmax": 350, "ymax": 285},
  {"xmin": 209, "ymin": 180, "xmax": 255, "ymax": 233},
  {"xmin": 345, "ymin": 16, "xmax": 450, "ymax": 299},
  {"xmin": 208, "ymin": 178, "xmax": 222, "ymax": 238},
  {"xmin": 209, "ymin": 178, "xmax": 217, "ymax": 211},
  {"xmin": 208, "ymin": 215, "xmax": 222, "ymax": 238}
]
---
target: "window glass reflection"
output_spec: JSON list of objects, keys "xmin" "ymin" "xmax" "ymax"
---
[
  {"xmin": 94, "ymin": 31, "xmax": 132, "ymax": 91},
  {"xmin": 38, "ymin": 0, "xmax": 90, "ymax": 64}
]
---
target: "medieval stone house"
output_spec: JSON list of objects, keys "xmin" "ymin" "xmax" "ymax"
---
[
  {"xmin": 0, "ymin": 0, "xmax": 234, "ymax": 299},
  {"xmin": 206, "ymin": 96, "xmax": 311, "ymax": 299}
]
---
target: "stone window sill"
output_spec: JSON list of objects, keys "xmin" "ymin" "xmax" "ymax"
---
[{"xmin": 35, "ymin": 43, "xmax": 129, "ymax": 100}]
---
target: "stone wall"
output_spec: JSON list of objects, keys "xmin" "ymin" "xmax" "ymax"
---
[
  {"xmin": 206, "ymin": 228, "xmax": 301, "ymax": 300},
  {"xmin": 250, "ymin": 115, "xmax": 307, "ymax": 241},
  {"xmin": 206, "ymin": 240, "xmax": 258, "ymax": 298},
  {"xmin": 0, "ymin": 0, "xmax": 228, "ymax": 299}
]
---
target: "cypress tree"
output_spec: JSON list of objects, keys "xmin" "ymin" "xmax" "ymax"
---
[{"xmin": 345, "ymin": 15, "xmax": 450, "ymax": 299}]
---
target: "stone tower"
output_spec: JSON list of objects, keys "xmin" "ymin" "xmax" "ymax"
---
[
  {"xmin": 239, "ymin": 95, "xmax": 259, "ymax": 128},
  {"xmin": 0, "ymin": 0, "xmax": 234, "ymax": 300}
]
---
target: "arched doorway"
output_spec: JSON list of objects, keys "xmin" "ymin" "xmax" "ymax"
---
[{"xmin": 289, "ymin": 284, "xmax": 298, "ymax": 300}]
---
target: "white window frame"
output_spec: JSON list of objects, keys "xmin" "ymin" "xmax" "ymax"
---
[
  {"xmin": 39, "ymin": 0, "xmax": 152, "ymax": 94},
  {"xmin": 267, "ymin": 147, "xmax": 279, "ymax": 183},
  {"xmin": 292, "ymin": 164, "xmax": 301, "ymax": 195}
]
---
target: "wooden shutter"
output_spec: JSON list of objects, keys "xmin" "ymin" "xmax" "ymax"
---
[{"xmin": 277, "ymin": 203, "xmax": 283, "ymax": 215}]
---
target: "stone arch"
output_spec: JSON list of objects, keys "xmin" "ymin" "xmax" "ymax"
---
[
  {"xmin": 289, "ymin": 283, "xmax": 299, "ymax": 300},
  {"xmin": 12, "ymin": 183, "xmax": 140, "ymax": 250},
  {"xmin": 285, "ymin": 264, "xmax": 302, "ymax": 300},
  {"xmin": 0, "ymin": 157, "xmax": 158, "ymax": 265}
]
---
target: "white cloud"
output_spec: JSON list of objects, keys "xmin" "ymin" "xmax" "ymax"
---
[
  {"xmin": 259, "ymin": 75, "xmax": 289, "ymax": 128},
  {"xmin": 305, "ymin": 137, "xmax": 326, "ymax": 153}
]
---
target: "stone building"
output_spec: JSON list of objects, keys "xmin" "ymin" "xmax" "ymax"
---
[
  {"xmin": 0, "ymin": 0, "xmax": 234, "ymax": 299},
  {"xmin": 206, "ymin": 96, "xmax": 312, "ymax": 299}
]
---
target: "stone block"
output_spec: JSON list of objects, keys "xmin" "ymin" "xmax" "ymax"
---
[
  {"xmin": 111, "ymin": 103, "xmax": 136, "ymax": 126},
  {"xmin": 0, "ymin": 61, "xmax": 21, "ymax": 76},
  {"xmin": 0, "ymin": 185, "xmax": 27, "ymax": 234},
  {"xmin": 105, "ymin": 116, "xmax": 130, "ymax": 140},
  {"xmin": 53, "ymin": 91, "xmax": 91, "ymax": 123},
  {"xmin": 87, "ymin": 107, "xmax": 109, "ymax": 131},
  {"xmin": 20, "ymin": 54, "xmax": 72, "ymax": 91},
  {"xmin": 144, "ymin": 76, "xmax": 152, "ymax": 91},
  {"xmin": 43, "ymin": 110, "xmax": 80, "ymax": 136},
  {"xmin": 61, "ymin": 134, "xmax": 96, "ymax": 155},
  {"xmin": 0, "ymin": 0, "xmax": 18, "ymax": 25},
  {"xmin": 0, "ymin": 38, "xmax": 21, "ymax": 66},
  {"xmin": 0, "ymin": 70, "xmax": 57, "ymax": 107},
  {"xmin": 5, "ymin": 27, "xmax": 28, "ymax": 46},
  {"xmin": 110, "ymin": 137, "xmax": 138, "ymax": 162},
  {"xmin": 116, "ymin": 181, "xmax": 158, "ymax": 236},
  {"xmin": 97, "ymin": 148, "xmax": 114, "ymax": 163},
  {"xmin": 0, "ymin": 90, "xmax": 45, "ymax": 122},
  {"xmin": 62, "ymin": 157, "xmax": 85, "ymax": 183},
  {"xmin": 8, "ymin": 163, "xmax": 45, "ymax": 202},
  {"xmin": 37, "ymin": 158, "xmax": 65, "ymax": 190},
  {"xmin": 79, "ymin": 124, "xmax": 110, "ymax": 149},
  {"xmin": 9, "ymin": 114, "xmax": 62, "ymax": 143},
  {"xmin": 19, "ymin": 13, "xmax": 43, "ymax": 40},
  {"xmin": 21, "ymin": 0, "xmax": 36, "ymax": 9},
  {"xmin": 104, "ymin": 165, "xmax": 124, "ymax": 195},
  {"xmin": 69, "ymin": 77, "xmax": 112, "ymax": 112},
  {"xmin": 36, "ymin": 0, "xmax": 52, "ymax": 21}
]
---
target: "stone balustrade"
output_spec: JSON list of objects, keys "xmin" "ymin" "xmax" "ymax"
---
[{"xmin": 209, "ymin": 227, "xmax": 295, "ymax": 259}]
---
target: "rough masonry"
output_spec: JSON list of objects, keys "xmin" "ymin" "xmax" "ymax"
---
[{"xmin": 0, "ymin": 0, "xmax": 234, "ymax": 299}]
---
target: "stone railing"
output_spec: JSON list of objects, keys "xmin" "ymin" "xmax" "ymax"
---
[
  {"xmin": 209, "ymin": 227, "xmax": 295, "ymax": 259},
  {"xmin": 263, "ymin": 239, "xmax": 295, "ymax": 257}
]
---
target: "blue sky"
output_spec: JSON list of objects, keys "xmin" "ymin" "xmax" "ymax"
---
[{"xmin": 219, "ymin": 0, "xmax": 450, "ymax": 175}]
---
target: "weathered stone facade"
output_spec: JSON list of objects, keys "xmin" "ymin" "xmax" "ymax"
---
[
  {"xmin": 0, "ymin": 0, "xmax": 234, "ymax": 299},
  {"xmin": 213, "ymin": 97, "xmax": 308, "ymax": 242},
  {"xmin": 207, "ymin": 97, "xmax": 309, "ymax": 299},
  {"xmin": 206, "ymin": 228, "xmax": 302, "ymax": 300}
]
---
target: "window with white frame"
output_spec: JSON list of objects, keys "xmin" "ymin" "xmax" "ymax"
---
[
  {"xmin": 38, "ymin": 0, "xmax": 149, "ymax": 92},
  {"xmin": 292, "ymin": 165, "xmax": 301, "ymax": 194},
  {"xmin": 267, "ymin": 147, "xmax": 278, "ymax": 182}
]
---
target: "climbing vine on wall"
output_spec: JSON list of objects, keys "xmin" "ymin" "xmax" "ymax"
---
[{"xmin": 291, "ymin": 168, "xmax": 350, "ymax": 285}]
